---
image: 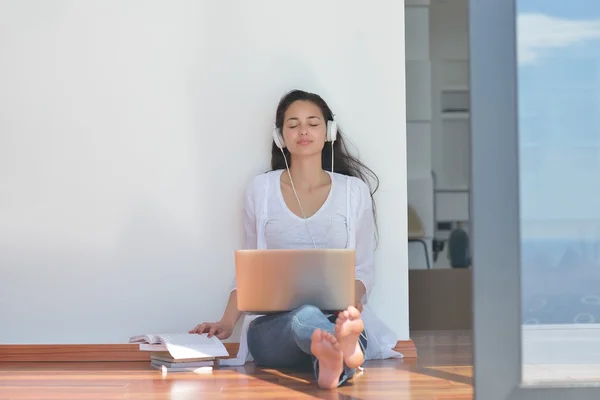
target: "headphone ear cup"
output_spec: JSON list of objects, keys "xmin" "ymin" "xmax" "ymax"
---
[
  {"xmin": 327, "ymin": 120, "xmax": 337, "ymax": 143},
  {"xmin": 272, "ymin": 128, "xmax": 285, "ymax": 149}
]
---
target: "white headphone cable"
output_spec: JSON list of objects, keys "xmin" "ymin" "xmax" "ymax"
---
[
  {"xmin": 331, "ymin": 141, "xmax": 334, "ymax": 173},
  {"xmin": 280, "ymin": 148, "xmax": 318, "ymax": 249}
]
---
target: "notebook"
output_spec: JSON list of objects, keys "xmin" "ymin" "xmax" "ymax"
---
[{"xmin": 129, "ymin": 333, "xmax": 229, "ymax": 360}]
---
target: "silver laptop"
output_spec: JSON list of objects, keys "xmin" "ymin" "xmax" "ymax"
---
[{"xmin": 235, "ymin": 248, "xmax": 355, "ymax": 313}]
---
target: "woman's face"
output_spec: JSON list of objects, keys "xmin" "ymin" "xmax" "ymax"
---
[{"xmin": 281, "ymin": 100, "xmax": 327, "ymax": 156}]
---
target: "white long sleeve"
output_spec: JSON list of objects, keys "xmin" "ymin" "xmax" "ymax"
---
[
  {"xmin": 242, "ymin": 181, "xmax": 257, "ymax": 250},
  {"xmin": 352, "ymin": 181, "xmax": 376, "ymax": 304},
  {"xmin": 229, "ymin": 180, "xmax": 258, "ymax": 293}
]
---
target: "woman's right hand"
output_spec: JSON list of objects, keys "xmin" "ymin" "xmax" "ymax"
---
[{"xmin": 189, "ymin": 320, "xmax": 234, "ymax": 340}]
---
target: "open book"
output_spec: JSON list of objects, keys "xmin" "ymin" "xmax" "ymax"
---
[{"xmin": 129, "ymin": 333, "xmax": 230, "ymax": 360}]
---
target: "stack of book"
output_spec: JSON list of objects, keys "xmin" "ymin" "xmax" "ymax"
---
[{"xmin": 129, "ymin": 333, "xmax": 230, "ymax": 372}]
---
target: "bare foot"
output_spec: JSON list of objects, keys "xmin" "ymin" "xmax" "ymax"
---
[
  {"xmin": 334, "ymin": 306, "xmax": 365, "ymax": 369},
  {"xmin": 310, "ymin": 329, "xmax": 344, "ymax": 390}
]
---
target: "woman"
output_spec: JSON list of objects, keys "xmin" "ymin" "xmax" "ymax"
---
[{"xmin": 190, "ymin": 89, "xmax": 400, "ymax": 389}]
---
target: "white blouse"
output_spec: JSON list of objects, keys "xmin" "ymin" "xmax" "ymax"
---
[
  {"xmin": 264, "ymin": 170, "xmax": 349, "ymax": 250},
  {"xmin": 222, "ymin": 170, "xmax": 402, "ymax": 366}
]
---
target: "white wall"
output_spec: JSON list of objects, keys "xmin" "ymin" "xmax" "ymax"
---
[{"xmin": 0, "ymin": 1, "xmax": 409, "ymax": 343}]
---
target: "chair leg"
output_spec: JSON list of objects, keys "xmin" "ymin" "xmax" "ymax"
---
[
  {"xmin": 420, "ymin": 239, "xmax": 431, "ymax": 269},
  {"xmin": 409, "ymin": 239, "xmax": 431, "ymax": 269}
]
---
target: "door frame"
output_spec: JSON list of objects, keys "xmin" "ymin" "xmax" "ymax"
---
[{"xmin": 470, "ymin": 0, "xmax": 600, "ymax": 398}]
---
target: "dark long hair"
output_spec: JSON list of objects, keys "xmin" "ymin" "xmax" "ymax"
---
[{"xmin": 270, "ymin": 89, "xmax": 380, "ymax": 235}]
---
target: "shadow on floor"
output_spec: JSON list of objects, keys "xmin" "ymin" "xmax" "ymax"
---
[
  {"xmin": 230, "ymin": 362, "xmax": 364, "ymax": 400},
  {"xmin": 414, "ymin": 365, "xmax": 473, "ymax": 386}
]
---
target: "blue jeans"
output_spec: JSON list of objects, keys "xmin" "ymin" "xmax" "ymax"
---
[{"xmin": 246, "ymin": 304, "xmax": 368, "ymax": 386}]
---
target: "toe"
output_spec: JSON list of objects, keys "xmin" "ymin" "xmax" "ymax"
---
[
  {"xmin": 326, "ymin": 332, "xmax": 335, "ymax": 344},
  {"xmin": 312, "ymin": 328, "xmax": 322, "ymax": 341},
  {"xmin": 329, "ymin": 337, "xmax": 340, "ymax": 349},
  {"xmin": 348, "ymin": 306, "xmax": 361, "ymax": 318}
]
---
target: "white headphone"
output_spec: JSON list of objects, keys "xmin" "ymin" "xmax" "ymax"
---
[{"xmin": 272, "ymin": 116, "xmax": 338, "ymax": 248}]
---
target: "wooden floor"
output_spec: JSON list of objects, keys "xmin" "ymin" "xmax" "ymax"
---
[{"xmin": 0, "ymin": 331, "xmax": 474, "ymax": 400}]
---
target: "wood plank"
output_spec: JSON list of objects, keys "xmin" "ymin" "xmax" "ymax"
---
[
  {"xmin": 0, "ymin": 343, "xmax": 239, "ymax": 362},
  {"xmin": 0, "ymin": 332, "xmax": 468, "ymax": 400},
  {"xmin": 5, "ymin": 330, "xmax": 599, "ymax": 398},
  {"xmin": 0, "ymin": 341, "xmax": 413, "ymax": 362},
  {"xmin": 395, "ymin": 339, "xmax": 417, "ymax": 358}
]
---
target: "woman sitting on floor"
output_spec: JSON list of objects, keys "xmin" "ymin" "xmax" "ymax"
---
[{"xmin": 190, "ymin": 89, "xmax": 401, "ymax": 389}]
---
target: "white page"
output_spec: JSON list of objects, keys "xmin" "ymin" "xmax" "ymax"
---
[
  {"xmin": 128, "ymin": 334, "xmax": 160, "ymax": 344},
  {"xmin": 159, "ymin": 333, "xmax": 229, "ymax": 360}
]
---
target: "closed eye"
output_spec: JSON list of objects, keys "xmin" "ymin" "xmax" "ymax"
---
[{"xmin": 286, "ymin": 123, "xmax": 320, "ymax": 129}]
